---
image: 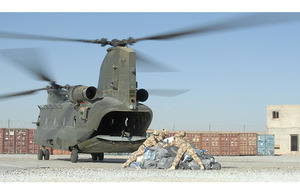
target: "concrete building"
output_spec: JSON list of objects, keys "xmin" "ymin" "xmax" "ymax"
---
[{"xmin": 266, "ymin": 105, "xmax": 300, "ymax": 155}]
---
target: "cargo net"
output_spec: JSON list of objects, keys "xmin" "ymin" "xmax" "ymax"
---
[{"xmin": 127, "ymin": 142, "xmax": 221, "ymax": 170}]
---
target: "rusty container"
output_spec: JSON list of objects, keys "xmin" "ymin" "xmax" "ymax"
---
[
  {"xmin": 239, "ymin": 133, "xmax": 257, "ymax": 155},
  {"xmin": 201, "ymin": 133, "xmax": 221, "ymax": 156},
  {"xmin": 15, "ymin": 129, "xmax": 29, "ymax": 154},
  {"xmin": 220, "ymin": 133, "xmax": 239, "ymax": 156},
  {"xmin": 52, "ymin": 149, "xmax": 62, "ymax": 155},
  {"xmin": 0, "ymin": 129, "xmax": 4, "ymax": 153},
  {"xmin": 191, "ymin": 133, "xmax": 202, "ymax": 150},
  {"xmin": 52, "ymin": 149, "xmax": 71, "ymax": 155},
  {"xmin": 27, "ymin": 129, "xmax": 40, "ymax": 154},
  {"xmin": 3, "ymin": 129, "xmax": 16, "ymax": 154},
  {"xmin": 0, "ymin": 128, "xmax": 53, "ymax": 155},
  {"xmin": 0, "ymin": 128, "xmax": 32, "ymax": 154}
]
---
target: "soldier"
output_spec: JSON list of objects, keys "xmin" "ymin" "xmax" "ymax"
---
[
  {"xmin": 122, "ymin": 130, "xmax": 160, "ymax": 168},
  {"xmin": 157, "ymin": 128, "xmax": 169, "ymax": 143},
  {"xmin": 163, "ymin": 131, "xmax": 205, "ymax": 170}
]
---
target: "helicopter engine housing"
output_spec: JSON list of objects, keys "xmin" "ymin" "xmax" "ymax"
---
[
  {"xmin": 68, "ymin": 85, "xmax": 97, "ymax": 103},
  {"xmin": 137, "ymin": 89, "xmax": 148, "ymax": 102}
]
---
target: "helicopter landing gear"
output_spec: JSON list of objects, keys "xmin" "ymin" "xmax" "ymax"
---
[
  {"xmin": 91, "ymin": 153, "xmax": 104, "ymax": 161},
  {"xmin": 37, "ymin": 146, "xmax": 50, "ymax": 160},
  {"xmin": 37, "ymin": 149, "xmax": 44, "ymax": 160},
  {"xmin": 44, "ymin": 149, "xmax": 50, "ymax": 160},
  {"xmin": 71, "ymin": 149, "xmax": 79, "ymax": 163}
]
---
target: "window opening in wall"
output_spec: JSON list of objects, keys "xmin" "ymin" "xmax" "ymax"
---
[
  {"xmin": 272, "ymin": 111, "xmax": 279, "ymax": 119},
  {"xmin": 291, "ymin": 135, "xmax": 298, "ymax": 152}
]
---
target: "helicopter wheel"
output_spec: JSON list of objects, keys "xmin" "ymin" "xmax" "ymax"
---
[
  {"xmin": 97, "ymin": 153, "xmax": 104, "ymax": 161},
  {"xmin": 44, "ymin": 149, "xmax": 50, "ymax": 160},
  {"xmin": 37, "ymin": 149, "xmax": 44, "ymax": 160},
  {"xmin": 91, "ymin": 153, "xmax": 104, "ymax": 161},
  {"xmin": 71, "ymin": 149, "xmax": 78, "ymax": 163},
  {"xmin": 91, "ymin": 153, "xmax": 97, "ymax": 161}
]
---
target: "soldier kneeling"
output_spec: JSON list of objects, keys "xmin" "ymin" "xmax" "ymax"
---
[
  {"xmin": 163, "ymin": 131, "xmax": 205, "ymax": 170},
  {"xmin": 122, "ymin": 130, "xmax": 160, "ymax": 168}
]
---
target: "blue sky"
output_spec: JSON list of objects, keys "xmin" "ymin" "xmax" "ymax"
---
[{"xmin": 0, "ymin": 12, "xmax": 300, "ymax": 131}]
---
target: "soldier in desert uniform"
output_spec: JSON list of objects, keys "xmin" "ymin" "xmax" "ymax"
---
[
  {"xmin": 157, "ymin": 129, "xmax": 169, "ymax": 143},
  {"xmin": 163, "ymin": 131, "xmax": 205, "ymax": 170},
  {"xmin": 122, "ymin": 130, "xmax": 160, "ymax": 168}
]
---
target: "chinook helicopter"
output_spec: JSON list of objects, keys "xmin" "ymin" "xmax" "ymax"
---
[{"xmin": 0, "ymin": 13, "xmax": 300, "ymax": 163}]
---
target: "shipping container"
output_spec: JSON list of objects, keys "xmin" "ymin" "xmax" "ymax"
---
[
  {"xmin": 52, "ymin": 149, "xmax": 71, "ymax": 155},
  {"xmin": 239, "ymin": 133, "xmax": 257, "ymax": 155},
  {"xmin": 257, "ymin": 134, "xmax": 274, "ymax": 156},
  {"xmin": 220, "ymin": 133, "xmax": 239, "ymax": 156},
  {"xmin": 0, "ymin": 128, "xmax": 54, "ymax": 155},
  {"xmin": 0, "ymin": 129, "xmax": 4, "ymax": 153},
  {"xmin": 186, "ymin": 133, "xmax": 201, "ymax": 149},
  {"xmin": 201, "ymin": 133, "xmax": 221, "ymax": 156},
  {"xmin": 2, "ymin": 128, "xmax": 259, "ymax": 156},
  {"xmin": 3, "ymin": 129, "xmax": 16, "ymax": 154},
  {"xmin": 165, "ymin": 132, "xmax": 257, "ymax": 156}
]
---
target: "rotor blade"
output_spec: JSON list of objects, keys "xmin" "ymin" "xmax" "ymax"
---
[
  {"xmin": 0, "ymin": 31, "xmax": 101, "ymax": 44},
  {"xmin": 0, "ymin": 48, "xmax": 53, "ymax": 82},
  {"xmin": 148, "ymin": 89, "xmax": 190, "ymax": 97},
  {"xmin": 133, "ymin": 13, "xmax": 300, "ymax": 42},
  {"xmin": 0, "ymin": 87, "xmax": 47, "ymax": 99},
  {"xmin": 135, "ymin": 49, "xmax": 178, "ymax": 72}
]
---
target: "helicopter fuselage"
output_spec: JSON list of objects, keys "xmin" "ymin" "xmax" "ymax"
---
[{"xmin": 33, "ymin": 47, "xmax": 153, "ymax": 153}]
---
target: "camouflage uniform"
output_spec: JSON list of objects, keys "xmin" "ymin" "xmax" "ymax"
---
[
  {"xmin": 164, "ymin": 134, "xmax": 204, "ymax": 170},
  {"xmin": 173, "ymin": 132, "xmax": 192, "ymax": 144},
  {"xmin": 157, "ymin": 129, "xmax": 169, "ymax": 143},
  {"xmin": 122, "ymin": 133, "xmax": 160, "ymax": 168}
]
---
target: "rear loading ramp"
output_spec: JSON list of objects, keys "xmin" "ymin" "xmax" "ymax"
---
[{"xmin": 77, "ymin": 135, "xmax": 146, "ymax": 153}]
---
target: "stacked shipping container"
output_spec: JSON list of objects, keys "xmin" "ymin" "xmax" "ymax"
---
[
  {"xmin": 148, "ymin": 131, "xmax": 259, "ymax": 156},
  {"xmin": 1, "ymin": 128, "xmax": 272, "ymax": 156},
  {"xmin": 188, "ymin": 133, "xmax": 257, "ymax": 156},
  {"xmin": 148, "ymin": 130, "xmax": 260, "ymax": 156},
  {"xmin": 0, "ymin": 128, "xmax": 65, "ymax": 155}
]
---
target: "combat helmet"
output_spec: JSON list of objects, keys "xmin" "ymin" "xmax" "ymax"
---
[
  {"xmin": 162, "ymin": 128, "xmax": 169, "ymax": 136},
  {"xmin": 152, "ymin": 130, "xmax": 159, "ymax": 136}
]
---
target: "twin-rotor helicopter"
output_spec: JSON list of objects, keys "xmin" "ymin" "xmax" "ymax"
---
[{"xmin": 0, "ymin": 13, "xmax": 299, "ymax": 163}]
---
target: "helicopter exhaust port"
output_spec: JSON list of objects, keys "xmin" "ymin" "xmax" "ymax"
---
[{"xmin": 68, "ymin": 85, "xmax": 97, "ymax": 103}]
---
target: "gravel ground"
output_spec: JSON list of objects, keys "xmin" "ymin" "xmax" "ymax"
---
[
  {"xmin": 1, "ymin": 154, "xmax": 300, "ymax": 182},
  {"xmin": 1, "ymin": 167, "xmax": 300, "ymax": 182}
]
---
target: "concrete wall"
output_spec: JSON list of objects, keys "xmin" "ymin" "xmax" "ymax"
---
[{"xmin": 266, "ymin": 105, "xmax": 300, "ymax": 155}]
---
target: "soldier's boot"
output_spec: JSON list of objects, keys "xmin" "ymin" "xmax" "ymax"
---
[
  {"xmin": 168, "ymin": 165, "xmax": 176, "ymax": 170},
  {"xmin": 122, "ymin": 161, "xmax": 130, "ymax": 168}
]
